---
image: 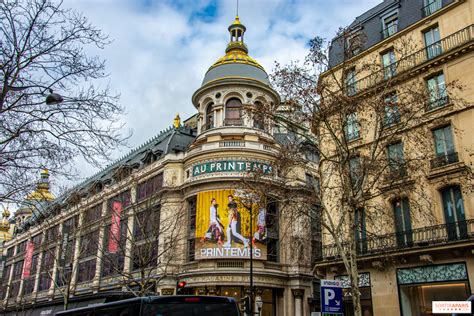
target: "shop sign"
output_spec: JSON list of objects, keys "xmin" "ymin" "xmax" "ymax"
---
[
  {"xmin": 192, "ymin": 160, "xmax": 273, "ymax": 177},
  {"xmin": 433, "ymin": 301, "xmax": 471, "ymax": 314},
  {"xmin": 195, "ymin": 190, "xmax": 267, "ymax": 260},
  {"xmin": 161, "ymin": 288, "xmax": 175, "ymax": 295},
  {"xmin": 320, "ymin": 280, "xmax": 343, "ymax": 315}
]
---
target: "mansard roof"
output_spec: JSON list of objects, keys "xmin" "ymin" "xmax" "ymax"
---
[{"xmin": 15, "ymin": 125, "xmax": 196, "ymax": 234}]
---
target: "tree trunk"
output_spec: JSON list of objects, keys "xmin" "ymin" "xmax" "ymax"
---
[{"xmin": 348, "ymin": 207, "xmax": 362, "ymax": 316}]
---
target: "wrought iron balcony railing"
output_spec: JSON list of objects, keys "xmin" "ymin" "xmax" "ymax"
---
[
  {"xmin": 352, "ymin": 25, "xmax": 474, "ymax": 93},
  {"xmin": 430, "ymin": 151, "xmax": 459, "ymax": 168},
  {"xmin": 427, "ymin": 95, "xmax": 449, "ymax": 111},
  {"xmin": 321, "ymin": 219, "xmax": 474, "ymax": 260},
  {"xmin": 381, "ymin": 23, "xmax": 398, "ymax": 39},
  {"xmin": 422, "ymin": 0, "xmax": 442, "ymax": 17}
]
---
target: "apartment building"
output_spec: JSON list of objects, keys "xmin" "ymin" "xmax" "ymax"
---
[{"xmin": 317, "ymin": 0, "xmax": 474, "ymax": 315}]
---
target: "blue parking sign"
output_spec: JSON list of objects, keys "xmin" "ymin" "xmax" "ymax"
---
[{"xmin": 320, "ymin": 279, "xmax": 344, "ymax": 315}]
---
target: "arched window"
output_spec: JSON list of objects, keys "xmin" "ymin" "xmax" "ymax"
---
[
  {"xmin": 253, "ymin": 101, "xmax": 265, "ymax": 130},
  {"xmin": 205, "ymin": 103, "xmax": 214, "ymax": 130},
  {"xmin": 225, "ymin": 98, "xmax": 242, "ymax": 126},
  {"xmin": 440, "ymin": 185, "xmax": 467, "ymax": 240}
]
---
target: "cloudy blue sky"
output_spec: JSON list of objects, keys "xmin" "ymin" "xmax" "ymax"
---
[{"xmin": 65, "ymin": 0, "xmax": 381, "ymax": 187}]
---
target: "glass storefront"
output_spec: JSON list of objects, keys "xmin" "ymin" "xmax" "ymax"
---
[
  {"xmin": 397, "ymin": 263, "xmax": 471, "ymax": 316},
  {"xmin": 399, "ymin": 282, "xmax": 469, "ymax": 315}
]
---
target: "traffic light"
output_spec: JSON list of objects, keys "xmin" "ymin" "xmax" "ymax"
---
[
  {"xmin": 176, "ymin": 281, "xmax": 186, "ymax": 295},
  {"xmin": 240, "ymin": 296, "xmax": 250, "ymax": 314}
]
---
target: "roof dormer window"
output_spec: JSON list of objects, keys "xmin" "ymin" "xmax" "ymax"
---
[{"xmin": 381, "ymin": 12, "xmax": 398, "ymax": 39}]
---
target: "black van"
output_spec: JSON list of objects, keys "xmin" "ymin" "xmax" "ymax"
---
[{"xmin": 55, "ymin": 296, "xmax": 241, "ymax": 316}]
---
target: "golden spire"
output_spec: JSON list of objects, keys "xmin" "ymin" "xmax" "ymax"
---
[
  {"xmin": 173, "ymin": 113, "xmax": 181, "ymax": 129},
  {"xmin": 26, "ymin": 169, "xmax": 54, "ymax": 201},
  {"xmin": 0, "ymin": 206, "xmax": 11, "ymax": 232}
]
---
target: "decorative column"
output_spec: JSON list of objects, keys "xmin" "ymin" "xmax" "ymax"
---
[
  {"xmin": 292, "ymin": 288, "xmax": 304, "ymax": 316},
  {"xmin": 92, "ymin": 201, "xmax": 108, "ymax": 290}
]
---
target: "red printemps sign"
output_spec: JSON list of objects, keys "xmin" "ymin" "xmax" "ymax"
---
[
  {"xmin": 108, "ymin": 201, "xmax": 122, "ymax": 253},
  {"xmin": 22, "ymin": 241, "xmax": 35, "ymax": 278}
]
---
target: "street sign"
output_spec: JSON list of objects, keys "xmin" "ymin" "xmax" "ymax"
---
[{"xmin": 320, "ymin": 279, "xmax": 344, "ymax": 315}]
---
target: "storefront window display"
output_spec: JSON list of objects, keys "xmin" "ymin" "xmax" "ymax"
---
[{"xmin": 397, "ymin": 263, "xmax": 470, "ymax": 316}]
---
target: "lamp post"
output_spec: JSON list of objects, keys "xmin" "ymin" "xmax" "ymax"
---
[{"xmin": 234, "ymin": 189, "xmax": 260, "ymax": 315}]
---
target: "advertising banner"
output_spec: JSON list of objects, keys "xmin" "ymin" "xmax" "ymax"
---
[
  {"xmin": 22, "ymin": 241, "xmax": 35, "ymax": 278},
  {"xmin": 59, "ymin": 224, "xmax": 71, "ymax": 267},
  {"xmin": 195, "ymin": 190, "xmax": 267, "ymax": 260},
  {"xmin": 108, "ymin": 201, "xmax": 122, "ymax": 253}
]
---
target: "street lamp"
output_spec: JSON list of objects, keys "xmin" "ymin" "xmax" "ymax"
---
[
  {"xmin": 6, "ymin": 86, "xmax": 64, "ymax": 105},
  {"xmin": 234, "ymin": 189, "xmax": 260, "ymax": 315}
]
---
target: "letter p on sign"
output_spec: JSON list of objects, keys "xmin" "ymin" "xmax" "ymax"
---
[{"xmin": 324, "ymin": 289, "xmax": 335, "ymax": 306}]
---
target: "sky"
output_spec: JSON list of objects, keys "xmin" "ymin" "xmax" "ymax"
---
[{"xmin": 62, "ymin": 0, "xmax": 382, "ymax": 190}]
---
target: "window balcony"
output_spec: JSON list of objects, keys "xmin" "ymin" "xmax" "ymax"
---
[
  {"xmin": 381, "ymin": 22, "xmax": 398, "ymax": 39},
  {"xmin": 352, "ymin": 25, "xmax": 474, "ymax": 93},
  {"xmin": 430, "ymin": 152, "xmax": 459, "ymax": 169},
  {"xmin": 427, "ymin": 95, "xmax": 449, "ymax": 111},
  {"xmin": 321, "ymin": 219, "xmax": 474, "ymax": 261},
  {"xmin": 422, "ymin": 0, "xmax": 442, "ymax": 17}
]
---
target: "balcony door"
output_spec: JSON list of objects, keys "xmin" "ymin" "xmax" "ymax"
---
[
  {"xmin": 441, "ymin": 186, "xmax": 467, "ymax": 241},
  {"xmin": 424, "ymin": 26, "xmax": 442, "ymax": 59},
  {"xmin": 355, "ymin": 208, "xmax": 367, "ymax": 254},
  {"xmin": 393, "ymin": 198, "xmax": 412, "ymax": 248}
]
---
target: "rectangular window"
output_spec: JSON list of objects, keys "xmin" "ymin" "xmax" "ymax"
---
[
  {"xmin": 12, "ymin": 261, "xmax": 23, "ymax": 280},
  {"xmin": 387, "ymin": 142, "xmax": 406, "ymax": 177},
  {"xmin": 134, "ymin": 207, "xmax": 160, "ymax": 241},
  {"xmin": 345, "ymin": 69, "xmax": 357, "ymax": 96},
  {"xmin": 80, "ymin": 230, "xmax": 99, "ymax": 258},
  {"xmin": 45, "ymin": 225, "xmax": 59, "ymax": 243},
  {"xmin": 441, "ymin": 186, "xmax": 467, "ymax": 241},
  {"xmin": 266, "ymin": 201, "xmax": 279, "ymax": 262},
  {"xmin": 17, "ymin": 240, "xmax": 27, "ymax": 254},
  {"xmin": 349, "ymin": 156, "xmax": 362, "ymax": 190},
  {"xmin": 187, "ymin": 197, "xmax": 197, "ymax": 261},
  {"xmin": 137, "ymin": 174, "xmax": 163, "ymax": 202},
  {"xmin": 38, "ymin": 273, "xmax": 50, "ymax": 292},
  {"xmin": 345, "ymin": 32, "xmax": 362, "ymax": 57},
  {"xmin": 426, "ymin": 73, "xmax": 447, "ymax": 110},
  {"xmin": 6, "ymin": 247, "xmax": 13, "ymax": 257},
  {"xmin": 305, "ymin": 173, "xmax": 320, "ymax": 194},
  {"xmin": 77, "ymin": 259, "xmax": 96, "ymax": 283},
  {"xmin": 355, "ymin": 208, "xmax": 367, "ymax": 254},
  {"xmin": 383, "ymin": 93, "xmax": 400, "ymax": 126},
  {"xmin": 393, "ymin": 198, "xmax": 413, "ymax": 248},
  {"xmin": 431, "ymin": 125, "xmax": 458, "ymax": 168},
  {"xmin": 381, "ymin": 14, "xmax": 398, "ymax": 39},
  {"xmin": 84, "ymin": 204, "xmax": 102, "ymax": 224},
  {"xmin": 108, "ymin": 190, "xmax": 131, "ymax": 211},
  {"xmin": 381, "ymin": 50, "xmax": 397, "ymax": 79},
  {"xmin": 345, "ymin": 112, "xmax": 360, "ymax": 140},
  {"xmin": 422, "ymin": 0, "xmax": 442, "ymax": 17},
  {"xmin": 424, "ymin": 26, "xmax": 442, "ymax": 59}
]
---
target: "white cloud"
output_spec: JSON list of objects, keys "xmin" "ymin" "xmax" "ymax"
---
[{"xmin": 59, "ymin": 0, "xmax": 383, "ymax": 190}]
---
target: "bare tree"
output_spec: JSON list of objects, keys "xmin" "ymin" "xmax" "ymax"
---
[
  {"xmin": 0, "ymin": 0, "xmax": 128, "ymax": 204},
  {"xmin": 243, "ymin": 30, "xmax": 470, "ymax": 315},
  {"xmin": 97, "ymin": 195, "xmax": 185, "ymax": 298}
]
